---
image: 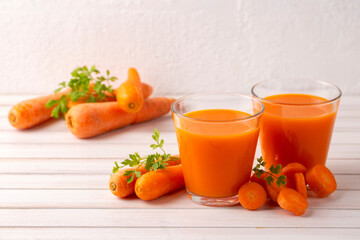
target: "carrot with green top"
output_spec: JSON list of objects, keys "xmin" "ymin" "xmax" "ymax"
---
[
  {"xmin": 109, "ymin": 156, "xmax": 180, "ymax": 198},
  {"xmin": 8, "ymin": 89, "xmax": 71, "ymax": 129}
]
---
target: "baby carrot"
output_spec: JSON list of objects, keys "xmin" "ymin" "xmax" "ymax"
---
[
  {"xmin": 294, "ymin": 172, "xmax": 307, "ymax": 198},
  {"xmin": 8, "ymin": 89, "xmax": 70, "ymax": 129},
  {"xmin": 109, "ymin": 156, "xmax": 180, "ymax": 198},
  {"xmin": 135, "ymin": 165, "xmax": 185, "ymax": 200},
  {"xmin": 305, "ymin": 164, "xmax": 337, "ymax": 198},
  {"xmin": 66, "ymin": 97, "xmax": 174, "ymax": 138},
  {"xmin": 116, "ymin": 68, "xmax": 144, "ymax": 113},
  {"xmin": 238, "ymin": 182, "xmax": 267, "ymax": 210},
  {"xmin": 109, "ymin": 166, "xmax": 147, "ymax": 198},
  {"xmin": 277, "ymin": 188, "xmax": 308, "ymax": 216}
]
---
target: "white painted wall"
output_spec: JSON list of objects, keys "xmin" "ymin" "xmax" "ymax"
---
[{"xmin": 1, "ymin": 0, "xmax": 359, "ymax": 95}]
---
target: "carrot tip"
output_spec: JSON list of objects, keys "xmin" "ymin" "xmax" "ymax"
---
[
  {"xmin": 110, "ymin": 182, "xmax": 117, "ymax": 191},
  {"xmin": 128, "ymin": 103, "xmax": 135, "ymax": 109},
  {"xmin": 8, "ymin": 113, "xmax": 16, "ymax": 124}
]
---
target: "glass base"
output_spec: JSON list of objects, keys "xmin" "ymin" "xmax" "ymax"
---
[{"xmin": 187, "ymin": 190, "xmax": 239, "ymax": 207}]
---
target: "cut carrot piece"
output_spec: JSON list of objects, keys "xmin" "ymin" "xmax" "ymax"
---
[
  {"xmin": 305, "ymin": 164, "xmax": 337, "ymax": 198},
  {"xmin": 277, "ymin": 188, "xmax": 308, "ymax": 216},
  {"xmin": 294, "ymin": 172, "xmax": 307, "ymax": 198},
  {"xmin": 281, "ymin": 163, "xmax": 307, "ymax": 190},
  {"xmin": 250, "ymin": 173, "xmax": 267, "ymax": 190},
  {"xmin": 265, "ymin": 181, "xmax": 285, "ymax": 202},
  {"xmin": 282, "ymin": 162, "xmax": 307, "ymax": 176},
  {"xmin": 238, "ymin": 182, "xmax": 267, "ymax": 210}
]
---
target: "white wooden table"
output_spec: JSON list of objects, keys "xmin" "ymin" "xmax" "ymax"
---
[{"xmin": 0, "ymin": 94, "xmax": 359, "ymax": 240}]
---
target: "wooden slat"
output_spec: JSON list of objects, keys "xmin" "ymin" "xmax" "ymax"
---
[
  {"xmin": 0, "ymin": 143, "xmax": 180, "ymax": 158},
  {"xmin": 0, "ymin": 174, "xmax": 357, "ymax": 190},
  {"xmin": 1, "ymin": 228, "xmax": 359, "ymax": 240},
  {"xmin": 0, "ymin": 127, "xmax": 178, "ymax": 144},
  {"xmin": 0, "ymin": 129, "xmax": 357, "ymax": 144},
  {"xmin": 0, "ymin": 142, "xmax": 358, "ymax": 159},
  {"xmin": 0, "ymin": 159, "xmax": 358, "ymax": 174},
  {"xmin": 0, "ymin": 189, "xmax": 358, "ymax": 209},
  {"xmin": 0, "ymin": 209, "xmax": 359, "ymax": 227},
  {"xmin": 1, "ymin": 94, "xmax": 358, "ymax": 106},
  {"xmin": 0, "ymin": 114, "xmax": 174, "ymax": 132}
]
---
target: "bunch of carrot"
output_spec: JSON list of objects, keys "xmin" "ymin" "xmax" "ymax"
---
[
  {"xmin": 109, "ymin": 155, "xmax": 185, "ymax": 200},
  {"xmin": 238, "ymin": 163, "xmax": 337, "ymax": 216},
  {"xmin": 8, "ymin": 68, "xmax": 174, "ymax": 138}
]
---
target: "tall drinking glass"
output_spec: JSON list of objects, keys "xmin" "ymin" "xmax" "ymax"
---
[
  {"xmin": 171, "ymin": 93, "xmax": 264, "ymax": 206},
  {"xmin": 251, "ymin": 79, "xmax": 341, "ymax": 170}
]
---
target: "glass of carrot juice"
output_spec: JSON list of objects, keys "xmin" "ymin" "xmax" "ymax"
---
[
  {"xmin": 251, "ymin": 79, "xmax": 341, "ymax": 170},
  {"xmin": 171, "ymin": 93, "xmax": 264, "ymax": 206}
]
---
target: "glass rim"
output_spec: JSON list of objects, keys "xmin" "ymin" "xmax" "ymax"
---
[
  {"xmin": 171, "ymin": 92, "xmax": 264, "ymax": 123},
  {"xmin": 251, "ymin": 79, "xmax": 342, "ymax": 106}
]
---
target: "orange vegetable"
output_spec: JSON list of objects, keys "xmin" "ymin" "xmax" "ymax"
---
[
  {"xmin": 135, "ymin": 165, "xmax": 185, "ymax": 200},
  {"xmin": 116, "ymin": 68, "xmax": 144, "ymax": 113},
  {"xmin": 109, "ymin": 156, "xmax": 180, "ymax": 198},
  {"xmin": 277, "ymin": 188, "xmax": 308, "ymax": 216},
  {"xmin": 67, "ymin": 82, "xmax": 153, "ymax": 108},
  {"xmin": 305, "ymin": 164, "xmax": 337, "ymax": 198},
  {"xmin": 8, "ymin": 89, "xmax": 71, "ymax": 129},
  {"xmin": 109, "ymin": 166, "xmax": 147, "ymax": 198},
  {"xmin": 250, "ymin": 173, "xmax": 267, "ymax": 190},
  {"xmin": 66, "ymin": 97, "xmax": 174, "ymax": 138},
  {"xmin": 266, "ymin": 181, "xmax": 285, "ymax": 202},
  {"xmin": 238, "ymin": 182, "xmax": 267, "ymax": 210},
  {"xmin": 282, "ymin": 162, "xmax": 307, "ymax": 176},
  {"xmin": 294, "ymin": 172, "xmax": 307, "ymax": 198},
  {"xmin": 281, "ymin": 163, "xmax": 307, "ymax": 189}
]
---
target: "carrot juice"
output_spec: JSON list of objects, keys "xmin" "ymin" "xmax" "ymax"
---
[
  {"xmin": 172, "ymin": 93, "xmax": 263, "ymax": 206},
  {"xmin": 174, "ymin": 109, "xmax": 259, "ymax": 198},
  {"xmin": 259, "ymin": 93, "xmax": 339, "ymax": 169}
]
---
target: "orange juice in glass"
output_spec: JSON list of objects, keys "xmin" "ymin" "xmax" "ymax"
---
[
  {"xmin": 171, "ymin": 93, "xmax": 264, "ymax": 206},
  {"xmin": 251, "ymin": 80, "xmax": 341, "ymax": 170}
]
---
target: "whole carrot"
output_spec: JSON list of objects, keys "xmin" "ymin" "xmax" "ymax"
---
[
  {"xmin": 67, "ymin": 82, "xmax": 153, "ymax": 108},
  {"xmin": 8, "ymin": 89, "xmax": 70, "ymax": 129},
  {"xmin": 66, "ymin": 97, "xmax": 174, "ymax": 138},
  {"xmin": 109, "ymin": 156, "xmax": 181, "ymax": 198},
  {"xmin": 116, "ymin": 68, "xmax": 144, "ymax": 113},
  {"xmin": 135, "ymin": 165, "xmax": 185, "ymax": 200}
]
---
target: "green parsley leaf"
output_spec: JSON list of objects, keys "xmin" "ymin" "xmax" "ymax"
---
[
  {"xmin": 252, "ymin": 156, "xmax": 287, "ymax": 187},
  {"xmin": 111, "ymin": 129, "xmax": 177, "ymax": 183},
  {"xmin": 46, "ymin": 65, "xmax": 117, "ymax": 118}
]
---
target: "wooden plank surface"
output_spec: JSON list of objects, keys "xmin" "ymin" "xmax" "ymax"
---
[
  {"xmin": 0, "ymin": 94, "xmax": 359, "ymax": 239},
  {"xmin": 1, "ymin": 228, "xmax": 359, "ymax": 240}
]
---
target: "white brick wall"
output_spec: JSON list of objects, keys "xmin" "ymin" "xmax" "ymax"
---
[{"xmin": 1, "ymin": 0, "xmax": 359, "ymax": 95}]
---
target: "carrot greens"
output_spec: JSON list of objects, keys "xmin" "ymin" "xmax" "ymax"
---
[
  {"xmin": 252, "ymin": 156, "xmax": 287, "ymax": 188},
  {"xmin": 46, "ymin": 65, "xmax": 117, "ymax": 118},
  {"xmin": 112, "ymin": 129, "xmax": 179, "ymax": 183}
]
